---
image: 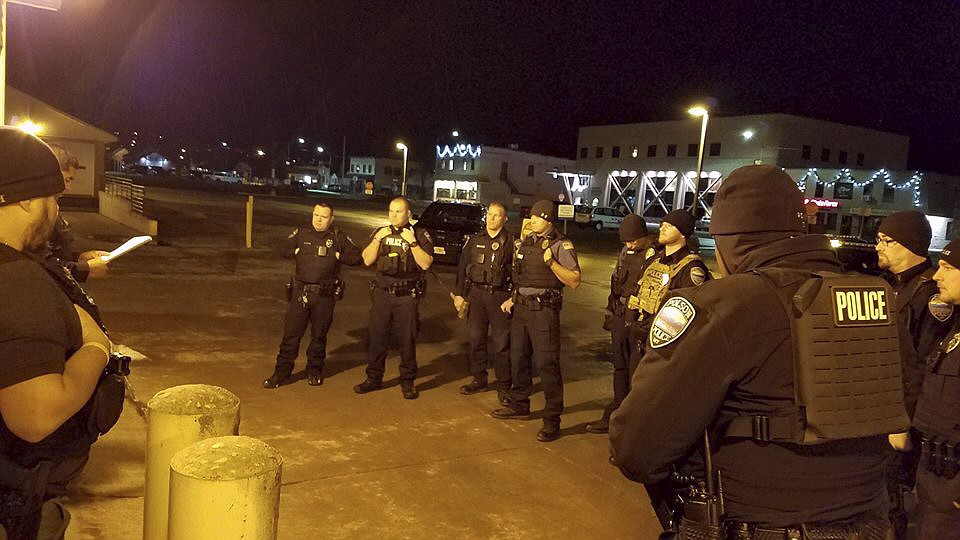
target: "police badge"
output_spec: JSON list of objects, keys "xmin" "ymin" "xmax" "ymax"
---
[
  {"xmin": 492, "ymin": 242, "xmax": 500, "ymax": 251},
  {"xmin": 541, "ymin": 239, "xmax": 550, "ymax": 250},
  {"xmin": 947, "ymin": 332, "xmax": 960, "ymax": 354},
  {"xmin": 928, "ymin": 294, "xmax": 954, "ymax": 323},
  {"xmin": 326, "ymin": 238, "xmax": 334, "ymax": 248}
]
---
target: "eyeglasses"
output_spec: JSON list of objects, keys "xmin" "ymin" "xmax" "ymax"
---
[{"xmin": 876, "ymin": 237, "xmax": 899, "ymax": 248}]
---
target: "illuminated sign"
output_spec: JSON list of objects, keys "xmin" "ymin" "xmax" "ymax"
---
[
  {"xmin": 436, "ymin": 144, "xmax": 482, "ymax": 159},
  {"xmin": 803, "ymin": 197, "xmax": 840, "ymax": 209}
]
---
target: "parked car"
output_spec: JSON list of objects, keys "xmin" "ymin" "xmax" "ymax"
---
[
  {"xmin": 828, "ymin": 235, "xmax": 881, "ymax": 275},
  {"xmin": 413, "ymin": 201, "xmax": 486, "ymax": 265},
  {"xmin": 574, "ymin": 206, "xmax": 626, "ymax": 230}
]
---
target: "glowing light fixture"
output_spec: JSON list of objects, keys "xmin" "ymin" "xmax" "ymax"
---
[
  {"xmin": 316, "ymin": 146, "xmax": 324, "ymax": 153},
  {"xmin": 256, "ymin": 149, "xmax": 266, "ymax": 157},
  {"xmin": 16, "ymin": 120, "xmax": 43, "ymax": 136},
  {"xmin": 452, "ymin": 130, "xmax": 459, "ymax": 137},
  {"xmin": 742, "ymin": 130, "xmax": 754, "ymax": 140},
  {"xmin": 688, "ymin": 106, "xmax": 708, "ymax": 117}
]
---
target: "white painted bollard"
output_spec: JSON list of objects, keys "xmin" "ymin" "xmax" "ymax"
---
[
  {"xmin": 143, "ymin": 385, "xmax": 241, "ymax": 540},
  {"xmin": 168, "ymin": 436, "xmax": 283, "ymax": 540}
]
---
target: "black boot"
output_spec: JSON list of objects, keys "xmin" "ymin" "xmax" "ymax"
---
[
  {"xmin": 263, "ymin": 371, "xmax": 291, "ymax": 389},
  {"xmin": 459, "ymin": 376, "xmax": 488, "ymax": 395}
]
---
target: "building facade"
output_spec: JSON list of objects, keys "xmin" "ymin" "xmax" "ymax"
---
[
  {"xmin": 576, "ymin": 113, "xmax": 955, "ymax": 241},
  {"xmin": 345, "ymin": 156, "xmax": 425, "ymax": 198},
  {"xmin": 431, "ymin": 143, "xmax": 587, "ymax": 209}
]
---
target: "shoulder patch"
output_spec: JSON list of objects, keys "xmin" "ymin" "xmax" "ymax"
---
[
  {"xmin": 645, "ymin": 247, "xmax": 656, "ymax": 259},
  {"xmin": 947, "ymin": 332, "xmax": 960, "ymax": 354},
  {"xmin": 649, "ymin": 296, "xmax": 696, "ymax": 349},
  {"xmin": 561, "ymin": 240, "xmax": 574, "ymax": 251},
  {"xmin": 690, "ymin": 266, "xmax": 706, "ymax": 286},
  {"xmin": 929, "ymin": 294, "xmax": 954, "ymax": 323}
]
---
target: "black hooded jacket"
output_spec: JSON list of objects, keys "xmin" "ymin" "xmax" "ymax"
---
[{"xmin": 609, "ymin": 234, "xmax": 889, "ymax": 527}]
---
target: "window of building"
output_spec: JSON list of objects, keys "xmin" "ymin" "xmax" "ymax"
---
[
  {"xmin": 815, "ymin": 182, "xmax": 825, "ymax": 197},
  {"xmin": 384, "ymin": 166, "xmax": 390, "ymax": 174},
  {"xmin": 802, "ymin": 145, "xmax": 811, "ymax": 159},
  {"xmin": 612, "ymin": 146, "xmax": 621, "ymax": 158},
  {"xmin": 647, "ymin": 145, "xmax": 657, "ymax": 157},
  {"xmin": 883, "ymin": 185, "xmax": 895, "ymax": 203},
  {"xmin": 470, "ymin": 159, "xmax": 475, "ymax": 170},
  {"xmin": 838, "ymin": 151, "xmax": 848, "ymax": 165},
  {"xmin": 595, "ymin": 147, "xmax": 604, "ymax": 158},
  {"xmin": 630, "ymin": 145, "xmax": 639, "ymax": 158},
  {"xmin": 826, "ymin": 213, "xmax": 839, "ymax": 232},
  {"xmin": 448, "ymin": 160, "xmax": 454, "ymax": 171},
  {"xmin": 687, "ymin": 143, "xmax": 698, "ymax": 157},
  {"xmin": 500, "ymin": 161, "xmax": 508, "ymax": 178},
  {"xmin": 835, "ymin": 182, "xmax": 853, "ymax": 199},
  {"xmin": 580, "ymin": 147, "xmax": 588, "ymax": 159},
  {"xmin": 821, "ymin": 148, "xmax": 831, "ymax": 162},
  {"xmin": 857, "ymin": 153, "xmax": 865, "ymax": 166},
  {"xmin": 527, "ymin": 164, "xmax": 535, "ymax": 177},
  {"xmin": 463, "ymin": 160, "xmax": 468, "ymax": 171},
  {"xmin": 709, "ymin": 142, "xmax": 721, "ymax": 156},
  {"xmin": 667, "ymin": 144, "xmax": 677, "ymax": 157}
]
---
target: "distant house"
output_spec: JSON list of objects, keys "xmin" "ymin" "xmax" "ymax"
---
[{"xmin": 5, "ymin": 86, "xmax": 118, "ymax": 206}]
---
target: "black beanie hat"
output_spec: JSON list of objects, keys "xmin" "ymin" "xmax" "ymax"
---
[
  {"xmin": 0, "ymin": 127, "xmax": 64, "ymax": 206},
  {"xmin": 709, "ymin": 165, "xmax": 805, "ymax": 235},
  {"xmin": 878, "ymin": 211, "xmax": 931, "ymax": 257},
  {"xmin": 941, "ymin": 238, "xmax": 960, "ymax": 269},
  {"xmin": 530, "ymin": 199, "xmax": 555, "ymax": 221},
  {"xmin": 662, "ymin": 209, "xmax": 695, "ymax": 237},
  {"xmin": 619, "ymin": 213, "xmax": 648, "ymax": 242}
]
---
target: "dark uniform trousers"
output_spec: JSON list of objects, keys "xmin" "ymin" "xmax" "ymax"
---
[
  {"xmin": 466, "ymin": 287, "xmax": 511, "ymax": 388},
  {"xmin": 276, "ymin": 287, "xmax": 336, "ymax": 376},
  {"xmin": 607, "ymin": 310, "xmax": 638, "ymax": 416},
  {"xmin": 366, "ymin": 288, "xmax": 419, "ymax": 382},
  {"xmin": 509, "ymin": 301, "xmax": 562, "ymax": 427},
  {"xmin": 916, "ymin": 467, "xmax": 960, "ymax": 539}
]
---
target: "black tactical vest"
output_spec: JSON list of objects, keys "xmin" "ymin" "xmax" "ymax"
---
[
  {"xmin": 725, "ymin": 269, "xmax": 908, "ymax": 445},
  {"xmin": 514, "ymin": 232, "xmax": 564, "ymax": 290},
  {"xmin": 466, "ymin": 231, "xmax": 511, "ymax": 287},
  {"xmin": 611, "ymin": 246, "xmax": 651, "ymax": 299},
  {"xmin": 295, "ymin": 228, "xmax": 341, "ymax": 283},
  {"xmin": 376, "ymin": 226, "xmax": 421, "ymax": 281},
  {"xmin": 913, "ymin": 325, "xmax": 960, "ymax": 442}
]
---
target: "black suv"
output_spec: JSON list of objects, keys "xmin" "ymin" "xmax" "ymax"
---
[
  {"xmin": 414, "ymin": 201, "xmax": 486, "ymax": 265},
  {"xmin": 828, "ymin": 235, "xmax": 881, "ymax": 275}
]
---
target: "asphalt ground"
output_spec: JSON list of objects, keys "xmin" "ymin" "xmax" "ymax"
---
[{"xmin": 55, "ymin": 189, "xmax": 718, "ymax": 539}]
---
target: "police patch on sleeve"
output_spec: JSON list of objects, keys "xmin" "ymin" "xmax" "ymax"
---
[
  {"xmin": 690, "ymin": 266, "xmax": 706, "ymax": 286},
  {"xmin": 649, "ymin": 296, "xmax": 696, "ymax": 349},
  {"xmin": 929, "ymin": 294, "xmax": 954, "ymax": 323},
  {"xmin": 561, "ymin": 240, "xmax": 574, "ymax": 251}
]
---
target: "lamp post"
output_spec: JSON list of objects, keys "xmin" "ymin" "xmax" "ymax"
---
[
  {"xmin": 687, "ymin": 105, "xmax": 710, "ymax": 219},
  {"xmin": 396, "ymin": 142, "xmax": 408, "ymax": 197}
]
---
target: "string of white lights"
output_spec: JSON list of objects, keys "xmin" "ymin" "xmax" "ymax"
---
[{"xmin": 796, "ymin": 168, "xmax": 921, "ymax": 207}]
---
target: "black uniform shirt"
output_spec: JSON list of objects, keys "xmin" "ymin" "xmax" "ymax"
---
[
  {"xmin": 515, "ymin": 230, "xmax": 579, "ymax": 296},
  {"xmin": 454, "ymin": 228, "xmax": 514, "ymax": 296},
  {"xmin": 884, "ymin": 260, "xmax": 954, "ymax": 416},
  {"xmin": 284, "ymin": 227, "xmax": 362, "ymax": 283},
  {"xmin": 610, "ymin": 235, "xmax": 889, "ymax": 526},
  {"xmin": 371, "ymin": 225, "xmax": 433, "ymax": 283}
]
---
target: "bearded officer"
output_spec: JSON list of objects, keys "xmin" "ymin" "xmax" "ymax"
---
[
  {"xmin": 491, "ymin": 200, "xmax": 581, "ymax": 443},
  {"xmin": 912, "ymin": 239, "xmax": 960, "ymax": 538},
  {"xmin": 876, "ymin": 210, "xmax": 954, "ymax": 536},
  {"xmin": 264, "ymin": 203, "xmax": 362, "ymax": 388},
  {"xmin": 452, "ymin": 201, "xmax": 514, "ymax": 404},
  {"xmin": 626, "ymin": 208, "xmax": 710, "ymax": 372},
  {"xmin": 611, "ymin": 165, "xmax": 903, "ymax": 538},
  {"xmin": 585, "ymin": 214, "xmax": 654, "ymax": 434},
  {"xmin": 355, "ymin": 197, "xmax": 433, "ymax": 399}
]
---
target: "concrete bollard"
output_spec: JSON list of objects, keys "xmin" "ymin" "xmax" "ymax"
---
[
  {"xmin": 143, "ymin": 384, "xmax": 241, "ymax": 540},
  {"xmin": 168, "ymin": 436, "xmax": 283, "ymax": 540}
]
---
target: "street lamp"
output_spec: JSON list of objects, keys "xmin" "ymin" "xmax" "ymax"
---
[
  {"xmin": 316, "ymin": 146, "xmax": 324, "ymax": 154},
  {"xmin": 256, "ymin": 149, "xmax": 265, "ymax": 157},
  {"xmin": 396, "ymin": 142, "xmax": 408, "ymax": 197},
  {"xmin": 687, "ymin": 105, "xmax": 710, "ymax": 219}
]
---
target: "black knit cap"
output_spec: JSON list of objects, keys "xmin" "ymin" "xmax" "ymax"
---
[
  {"xmin": 619, "ymin": 213, "xmax": 648, "ymax": 242},
  {"xmin": 530, "ymin": 199, "xmax": 554, "ymax": 221},
  {"xmin": 941, "ymin": 238, "xmax": 960, "ymax": 268},
  {"xmin": 709, "ymin": 165, "xmax": 805, "ymax": 235},
  {"xmin": 878, "ymin": 211, "xmax": 932, "ymax": 257},
  {"xmin": 662, "ymin": 209, "xmax": 695, "ymax": 237},
  {"xmin": 0, "ymin": 127, "xmax": 64, "ymax": 206}
]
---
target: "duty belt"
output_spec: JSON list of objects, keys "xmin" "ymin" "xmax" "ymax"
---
[
  {"xmin": 721, "ymin": 516, "xmax": 889, "ymax": 540},
  {"xmin": 300, "ymin": 279, "xmax": 342, "ymax": 297},
  {"xmin": 468, "ymin": 281, "xmax": 509, "ymax": 294},
  {"xmin": 373, "ymin": 279, "xmax": 425, "ymax": 297},
  {"xmin": 513, "ymin": 289, "xmax": 562, "ymax": 310},
  {"xmin": 611, "ymin": 297, "xmax": 638, "ymax": 319},
  {"xmin": 919, "ymin": 433, "xmax": 960, "ymax": 479}
]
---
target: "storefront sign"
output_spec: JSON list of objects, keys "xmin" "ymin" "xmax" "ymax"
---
[{"xmin": 803, "ymin": 197, "xmax": 840, "ymax": 209}]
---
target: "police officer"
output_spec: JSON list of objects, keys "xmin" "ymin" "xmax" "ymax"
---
[
  {"xmin": 264, "ymin": 203, "xmax": 362, "ymax": 388},
  {"xmin": 0, "ymin": 129, "xmax": 114, "ymax": 538},
  {"xmin": 585, "ymin": 214, "xmax": 654, "ymax": 434},
  {"xmin": 611, "ymin": 165, "xmax": 903, "ymax": 537},
  {"xmin": 913, "ymin": 239, "xmax": 960, "ymax": 538},
  {"xmin": 626, "ymin": 209, "xmax": 710, "ymax": 371},
  {"xmin": 491, "ymin": 200, "xmax": 581, "ymax": 443},
  {"xmin": 876, "ymin": 211, "xmax": 954, "ymax": 536},
  {"xmin": 355, "ymin": 197, "xmax": 433, "ymax": 400},
  {"xmin": 452, "ymin": 201, "xmax": 513, "ymax": 403}
]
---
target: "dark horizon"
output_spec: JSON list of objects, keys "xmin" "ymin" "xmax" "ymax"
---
[{"xmin": 7, "ymin": 1, "xmax": 960, "ymax": 174}]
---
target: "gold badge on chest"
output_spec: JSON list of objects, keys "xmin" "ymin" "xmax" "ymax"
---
[{"xmin": 947, "ymin": 332, "xmax": 960, "ymax": 354}]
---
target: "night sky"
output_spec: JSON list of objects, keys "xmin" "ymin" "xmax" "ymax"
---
[{"xmin": 8, "ymin": 1, "xmax": 960, "ymax": 173}]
